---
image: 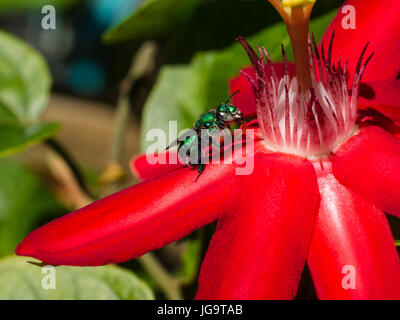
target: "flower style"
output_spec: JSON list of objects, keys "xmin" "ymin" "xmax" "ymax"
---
[{"xmin": 16, "ymin": 0, "xmax": 400, "ymax": 299}]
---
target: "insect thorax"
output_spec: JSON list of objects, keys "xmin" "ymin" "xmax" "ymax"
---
[{"xmin": 195, "ymin": 110, "xmax": 219, "ymax": 129}]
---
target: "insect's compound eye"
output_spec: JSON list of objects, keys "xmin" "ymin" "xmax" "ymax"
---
[
  {"xmin": 227, "ymin": 105, "xmax": 237, "ymax": 114},
  {"xmin": 218, "ymin": 104, "xmax": 228, "ymax": 113}
]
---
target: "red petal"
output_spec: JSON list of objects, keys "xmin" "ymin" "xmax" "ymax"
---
[
  {"xmin": 359, "ymin": 80, "xmax": 400, "ymax": 124},
  {"xmin": 229, "ymin": 63, "xmax": 295, "ymax": 116},
  {"xmin": 321, "ymin": 0, "xmax": 400, "ymax": 81},
  {"xmin": 331, "ymin": 126, "xmax": 400, "ymax": 217},
  {"xmin": 131, "ymin": 151, "xmax": 185, "ymax": 181},
  {"xmin": 308, "ymin": 163, "xmax": 400, "ymax": 299},
  {"xmin": 230, "ymin": 67, "xmax": 257, "ymax": 116},
  {"xmin": 195, "ymin": 153, "xmax": 319, "ymax": 299},
  {"xmin": 16, "ymin": 164, "xmax": 238, "ymax": 266},
  {"xmin": 131, "ymin": 130, "xmax": 267, "ymax": 181},
  {"xmin": 359, "ymin": 109, "xmax": 400, "ymax": 139}
]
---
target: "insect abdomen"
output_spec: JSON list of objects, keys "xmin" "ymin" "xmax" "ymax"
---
[{"xmin": 195, "ymin": 111, "xmax": 217, "ymax": 129}]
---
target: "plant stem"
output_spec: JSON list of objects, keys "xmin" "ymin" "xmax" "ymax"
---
[
  {"xmin": 45, "ymin": 138, "xmax": 92, "ymax": 198},
  {"xmin": 44, "ymin": 141, "xmax": 93, "ymax": 209},
  {"xmin": 100, "ymin": 42, "xmax": 157, "ymax": 187},
  {"xmin": 138, "ymin": 253, "xmax": 184, "ymax": 300},
  {"xmin": 109, "ymin": 41, "xmax": 157, "ymax": 165},
  {"xmin": 110, "ymin": 94, "xmax": 130, "ymax": 163}
]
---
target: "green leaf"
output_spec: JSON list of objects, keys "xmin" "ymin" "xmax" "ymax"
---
[
  {"xmin": 103, "ymin": 0, "xmax": 204, "ymax": 44},
  {"xmin": 174, "ymin": 239, "xmax": 202, "ymax": 284},
  {"xmin": 103, "ymin": 0, "xmax": 339, "ymax": 65},
  {"xmin": 0, "ymin": 122, "xmax": 59, "ymax": 158},
  {"xmin": 0, "ymin": 30, "xmax": 58, "ymax": 156},
  {"xmin": 0, "ymin": 29, "xmax": 51, "ymax": 124},
  {"xmin": 0, "ymin": 0, "xmax": 79, "ymax": 13},
  {"xmin": 0, "ymin": 161, "xmax": 64, "ymax": 257},
  {"xmin": 140, "ymin": 65, "xmax": 205, "ymax": 150},
  {"xmin": 0, "ymin": 256, "xmax": 155, "ymax": 300},
  {"xmin": 140, "ymin": 10, "xmax": 335, "ymax": 151}
]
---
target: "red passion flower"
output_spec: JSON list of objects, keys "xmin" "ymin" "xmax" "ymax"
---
[{"xmin": 16, "ymin": 0, "xmax": 400, "ymax": 299}]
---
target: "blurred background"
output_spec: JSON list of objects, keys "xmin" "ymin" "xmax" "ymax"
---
[{"xmin": 3, "ymin": 0, "xmax": 390, "ymax": 300}]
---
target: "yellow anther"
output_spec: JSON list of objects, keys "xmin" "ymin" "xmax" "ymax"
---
[{"xmin": 282, "ymin": 0, "xmax": 316, "ymax": 8}]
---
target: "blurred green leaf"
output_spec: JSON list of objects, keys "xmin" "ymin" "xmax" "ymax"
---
[
  {"xmin": 0, "ymin": 256, "xmax": 155, "ymax": 300},
  {"xmin": 0, "ymin": 30, "xmax": 51, "ymax": 123},
  {"xmin": 175, "ymin": 239, "xmax": 202, "ymax": 284},
  {"xmin": 0, "ymin": 0, "xmax": 79, "ymax": 13},
  {"xmin": 0, "ymin": 123, "xmax": 59, "ymax": 157},
  {"xmin": 0, "ymin": 29, "xmax": 57, "ymax": 157},
  {"xmin": 103, "ymin": 0, "xmax": 205, "ymax": 44},
  {"xmin": 141, "ymin": 65, "xmax": 205, "ymax": 149},
  {"xmin": 103, "ymin": 0, "xmax": 340, "ymax": 64},
  {"xmin": 140, "ymin": 11, "xmax": 335, "ymax": 151},
  {"xmin": 0, "ymin": 161, "xmax": 64, "ymax": 257}
]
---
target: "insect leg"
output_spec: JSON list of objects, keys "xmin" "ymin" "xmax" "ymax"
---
[
  {"xmin": 194, "ymin": 136, "xmax": 206, "ymax": 182},
  {"xmin": 241, "ymin": 118, "xmax": 247, "ymax": 134},
  {"xmin": 195, "ymin": 164, "xmax": 205, "ymax": 182}
]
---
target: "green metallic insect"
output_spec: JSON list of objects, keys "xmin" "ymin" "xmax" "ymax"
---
[{"xmin": 167, "ymin": 91, "xmax": 245, "ymax": 181}]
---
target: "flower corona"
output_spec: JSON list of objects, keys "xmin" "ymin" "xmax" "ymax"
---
[{"xmin": 237, "ymin": 34, "xmax": 373, "ymax": 158}]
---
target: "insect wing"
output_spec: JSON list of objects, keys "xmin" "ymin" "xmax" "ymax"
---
[{"xmin": 166, "ymin": 129, "xmax": 198, "ymax": 150}]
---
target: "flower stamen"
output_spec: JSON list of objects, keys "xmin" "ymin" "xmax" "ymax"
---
[{"xmin": 237, "ymin": 34, "xmax": 374, "ymax": 158}]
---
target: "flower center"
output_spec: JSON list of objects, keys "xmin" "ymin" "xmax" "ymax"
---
[
  {"xmin": 237, "ymin": 0, "xmax": 373, "ymax": 158},
  {"xmin": 239, "ymin": 35, "xmax": 372, "ymax": 158}
]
